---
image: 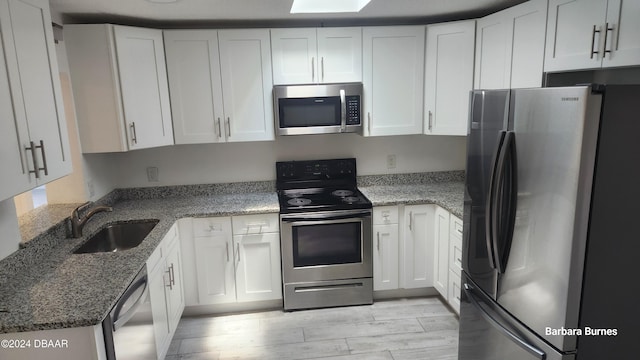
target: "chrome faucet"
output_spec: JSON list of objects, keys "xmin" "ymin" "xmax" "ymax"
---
[{"xmin": 71, "ymin": 202, "xmax": 113, "ymax": 238}]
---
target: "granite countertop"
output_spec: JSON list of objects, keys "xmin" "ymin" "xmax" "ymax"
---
[
  {"xmin": 0, "ymin": 172, "xmax": 464, "ymax": 334},
  {"xmin": 361, "ymin": 181, "xmax": 464, "ymax": 218}
]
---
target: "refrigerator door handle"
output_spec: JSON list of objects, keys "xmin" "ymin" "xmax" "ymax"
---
[
  {"xmin": 464, "ymin": 283, "xmax": 546, "ymax": 360},
  {"xmin": 492, "ymin": 131, "xmax": 518, "ymax": 274},
  {"xmin": 485, "ymin": 130, "xmax": 506, "ymax": 270}
]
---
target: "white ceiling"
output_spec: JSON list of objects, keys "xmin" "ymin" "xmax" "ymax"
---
[{"xmin": 50, "ymin": 0, "xmax": 526, "ymax": 25}]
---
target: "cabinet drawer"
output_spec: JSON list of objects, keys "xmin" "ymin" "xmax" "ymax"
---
[
  {"xmin": 192, "ymin": 217, "xmax": 232, "ymax": 238},
  {"xmin": 448, "ymin": 269, "xmax": 461, "ymax": 314},
  {"xmin": 232, "ymin": 213, "xmax": 279, "ymax": 235},
  {"xmin": 373, "ymin": 206, "xmax": 399, "ymax": 225},
  {"xmin": 450, "ymin": 215, "xmax": 463, "ymax": 239},
  {"xmin": 449, "ymin": 235, "xmax": 463, "ymax": 276}
]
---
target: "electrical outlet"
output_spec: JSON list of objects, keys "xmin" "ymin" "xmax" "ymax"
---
[
  {"xmin": 146, "ymin": 167, "xmax": 159, "ymax": 182},
  {"xmin": 387, "ymin": 155, "xmax": 397, "ymax": 169}
]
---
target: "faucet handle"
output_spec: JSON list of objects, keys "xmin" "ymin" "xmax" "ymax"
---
[{"xmin": 71, "ymin": 201, "xmax": 92, "ymax": 219}]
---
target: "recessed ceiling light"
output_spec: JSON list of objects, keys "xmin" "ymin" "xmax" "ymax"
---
[{"xmin": 290, "ymin": 0, "xmax": 372, "ymax": 14}]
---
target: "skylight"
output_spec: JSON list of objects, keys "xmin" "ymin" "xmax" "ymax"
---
[{"xmin": 290, "ymin": 0, "xmax": 372, "ymax": 14}]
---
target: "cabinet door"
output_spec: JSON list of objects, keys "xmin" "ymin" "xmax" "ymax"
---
[
  {"xmin": 602, "ymin": 0, "xmax": 640, "ymax": 68},
  {"xmin": 271, "ymin": 28, "xmax": 317, "ymax": 85},
  {"xmin": 317, "ymin": 27, "xmax": 362, "ymax": 83},
  {"xmin": 0, "ymin": 12, "xmax": 31, "ymax": 201},
  {"xmin": 165, "ymin": 238, "xmax": 184, "ymax": 332},
  {"xmin": 164, "ymin": 30, "xmax": 225, "ymax": 144},
  {"xmin": 373, "ymin": 224, "xmax": 399, "ymax": 291},
  {"xmin": 474, "ymin": 12, "xmax": 512, "ymax": 89},
  {"xmin": 424, "ymin": 20, "xmax": 475, "ymax": 136},
  {"xmin": 218, "ymin": 29, "xmax": 275, "ymax": 142},
  {"xmin": 193, "ymin": 229, "xmax": 236, "ymax": 305},
  {"xmin": 148, "ymin": 260, "xmax": 170, "ymax": 358},
  {"xmin": 447, "ymin": 269, "xmax": 461, "ymax": 314},
  {"xmin": 544, "ymin": 0, "xmax": 607, "ymax": 71},
  {"xmin": 114, "ymin": 25, "xmax": 174, "ymax": 150},
  {"xmin": 402, "ymin": 205, "xmax": 435, "ymax": 289},
  {"xmin": 508, "ymin": 0, "xmax": 548, "ymax": 88},
  {"xmin": 234, "ymin": 232, "xmax": 282, "ymax": 302},
  {"xmin": 2, "ymin": 0, "xmax": 71, "ymax": 185},
  {"xmin": 363, "ymin": 26, "xmax": 424, "ymax": 136},
  {"xmin": 432, "ymin": 207, "xmax": 450, "ymax": 297}
]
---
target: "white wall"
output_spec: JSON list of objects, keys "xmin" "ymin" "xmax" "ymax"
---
[{"xmin": 107, "ymin": 134, "xmax": 467, "ymax": 188}]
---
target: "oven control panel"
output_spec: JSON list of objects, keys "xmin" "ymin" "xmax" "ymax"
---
[{"xmin": 276, "ymin": 158, "xmax": 357, "ymax": 183}]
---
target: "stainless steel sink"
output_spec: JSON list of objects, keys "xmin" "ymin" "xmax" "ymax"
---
[{"xmin": 73, "ymin": 219, "xmax": 159, "ymax": 254}]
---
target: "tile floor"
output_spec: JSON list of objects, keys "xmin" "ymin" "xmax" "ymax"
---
[{"xmin": 166, "ymin": 297, "xmax": 459, "ymax": 360}]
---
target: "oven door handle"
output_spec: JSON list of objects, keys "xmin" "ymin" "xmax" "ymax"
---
[{"xmin": 281, "ymin": 211, "xmax": 371, "ymax": 223}]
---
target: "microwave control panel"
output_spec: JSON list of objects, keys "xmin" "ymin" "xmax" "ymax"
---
[{"xmin": 346, "ymin": 96, "xmax": 361, "ymax": 125}]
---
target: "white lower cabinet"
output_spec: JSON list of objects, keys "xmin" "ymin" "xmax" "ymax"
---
[
  {"xmin": 403, "ymin": 204, "xmax": 435, "ymax": 289},
  {"xmin": 433, "ymin": 206, "xmax": 451, "ymax": 297},
  {"xmin": 147, "ymin": 223, "xmax": 184, "ymax": 360},
  {"xmin": 188, "ymin": 213, "xmax": 282, "ymax": 307},
  {"xmin": 373, "ymin": 206, "xmax": 400, "ymax": 291},
  {"xmin": 234, "ymin": 232, "xmax": 282, "ymax": 302},
  {"xmin": 448, "ymin": 215, "xmax": 463, "ymax": 314},
  {"xmin": 373, "ymin": 205, "xmax": 436, "ymax": 291}
]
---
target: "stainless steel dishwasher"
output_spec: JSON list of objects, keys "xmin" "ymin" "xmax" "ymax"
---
[{"xmin": 102, "ymin": 267, "xmax": 157, "ymax": 360}]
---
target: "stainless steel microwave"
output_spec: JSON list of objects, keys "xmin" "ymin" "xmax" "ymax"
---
[{"xmin": 273, "ymin": 83, "xmax": 363, "ymax": 136}]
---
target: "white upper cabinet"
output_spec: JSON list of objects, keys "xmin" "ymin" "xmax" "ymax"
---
[
  {"xmin": 424, "ymin": 20, "xmax": 475, "ymax": 136},
  {"xmin": 363, "ymin": 26, "xmax": 425, "ymax": 137},
  {"xmin": 317, "ymin": 27, "xmax": 362, "ymax": 83},
  {"xmin": 164, "ymin": 30, "xmax": 225, "ymax": 144},
  {"xmin": 271, "ymin": 28, "xmax": 317, "ymax": 84},
  {"xmin": 218, "ymin": 29, "xmax": 275, "ymax": 142},
  {"xmin": 165, "ymin": 29, "xmax": 274, "ymax": 144},
  {"xmin": 271, "ymin": 27, "xmax": 362, "ymax": 85},
  {"xmin": 64, "ymin": 24, "xmax": 174, "ymax": 153},
  {"xmin": 0, "ymin": 0, "xmax": 71, "ymax": 201},
  {"xmin": 545, "ymin": 0, "xmax": 640, "ymax": 71},
  {"xmin": 475, "ymin": 0, "xmax": 548, "ymax": 89}
]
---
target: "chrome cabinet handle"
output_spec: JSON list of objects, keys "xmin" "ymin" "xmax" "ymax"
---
[
  {"xmin": 367, "ymin": 112, "xmax": 372, "ymax": 136},
  {"xmin": 590, "ymin": 25, "xmax": 601, "ymax": 59},
  {"xmin": 226, "ymin": 242, "xmax": 230, "ymax": 262},
  {"xmin": 225, "ymin": 117, "xmax": 231, "ymax": 137},
  {"xmin": 603, "ymin": 23, "xmax": 614, "ymax": 58},
  {"xmin": 428, "ymin": 111, "xmax": 433, "ymax": 131},
  {"xmin": 169, "ymin": 263, "xmax": 175, "ymax": 286},
  {"xmin": 216, "ymin": 118, "xmax": 222, "ymax": 138},
  {"xmin": 321, "ymin": 57, "xmax": 324, "ymax": 81},
  {"xmin": 165, "ymin": 267, "xmax": 173, "ymax": 290},
  {"xmin": 376, "ymin": 232, "xmax": 380, "ymax": 251},
  {"xmin": 37, "ymin": 140, "xmax": 48, "ymax": 176},
  {"xmin": 235, "ymin": 243, "xmax": 240, "ymax": 264},
  {"xmin": 25, "ymin": 141, "xmax": 40, "ymax": 179},
  {"xmin": 311, "ymin": 57, "xmax": 315, "ymax": 82},
  {"xmin": 409, "ymin": 211, "xmax": 413, "ymax": 230},
  {"xmin": 130, "ymin": 122, "xmax": 138, "ymax": 144}
]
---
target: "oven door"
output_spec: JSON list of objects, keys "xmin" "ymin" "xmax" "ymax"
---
[{"xmin": 280, "ymin": 210, "xmax": 373, "ymax": 283}]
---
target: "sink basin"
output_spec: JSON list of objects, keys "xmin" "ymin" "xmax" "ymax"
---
[{"xmin": 74, "ymin": 220, "xmax": 159, "ymax": 254}]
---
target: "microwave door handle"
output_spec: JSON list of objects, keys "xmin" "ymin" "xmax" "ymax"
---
[{"xmin": 340, "ymin": 89, "xmax": 346, "ymax": 133}]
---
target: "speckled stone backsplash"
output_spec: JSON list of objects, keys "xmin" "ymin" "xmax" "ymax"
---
[
  {"xmin": 357, "ymin": 170, "xmax": 465, "ymax": 187},
  {"xmin": 118, "ymin": 180, "xmax": 277, "ymax": 200}
]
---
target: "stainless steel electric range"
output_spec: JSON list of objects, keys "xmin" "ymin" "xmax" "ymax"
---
[{"xmin": 276, "ymin": 158, "xmax": 373, "ymax": 311}]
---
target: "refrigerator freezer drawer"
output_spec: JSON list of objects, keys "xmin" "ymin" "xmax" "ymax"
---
[{"xmin": 459, "ymin": 273, "xmax": 575, "ymax": 360}]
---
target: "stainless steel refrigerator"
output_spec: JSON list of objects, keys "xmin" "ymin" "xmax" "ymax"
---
[{"xmin": 459, "ymin": 85, "xmax": 640, "ymax": 360}]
